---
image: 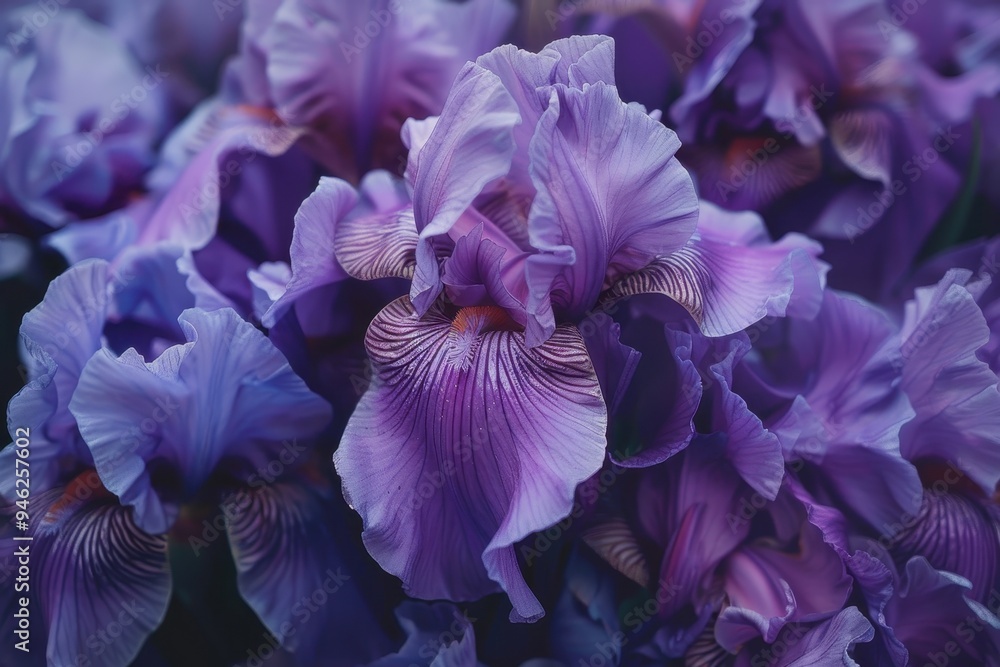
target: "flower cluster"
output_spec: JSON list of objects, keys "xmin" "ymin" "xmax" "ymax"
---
[{"xmin": 1, "ymin": 1, "xmax": 999, "ymax": 666}]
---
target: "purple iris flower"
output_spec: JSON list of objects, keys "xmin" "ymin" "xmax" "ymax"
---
[
  {"xmin": 903, "ymin": 236, "xmax": 1000, "ymax": 376},
  {"xmin": 6, "ymin": 4, "xmax": 999, "ymax": 664},
  {"xmin": 4, "ymin": 0, "xmax": 243, "ymax": 118},
  {"xmin": 737, "ymin": 270, "xmax": 1000, "ymax": 664},
  {"xmin": 548, "ymin": 0, "xmax": 1000, "ymax": 299},
  {"xmin": 0, "ymin": 257, "xmax": 394, "ymax": 666},
  {"xmin": 0, "ymin": 9, "xmax": 167, "ymax": 234},
  {"xmin": 262, "ymin": 34, "xmax": 834, "ymax": 622},
  {"xmin": 563, "ymin": 297, "xmax": 857, "ymax": 660},
  {"xmin": 791, "ymin": 474, "xmax": 1000, "ymax": 666},
  {"xmin": 896, "ymin": 0, "xmax": 1000, "ymax": 210},
  {"xmin": 0, "ymin": 251, "xmax": 211, "ymax": 502},
  {"xmin": 45, "ymin": 101, "xmax": 313, "ymax": 314},
  {"xmin": 881, "ymin": 556, "xmax": 1000, "ymax": 666},
  {"xmin": 48, "ymin": 0, "xmax": 515, "ymax": 333},
  {"xmin": 738, "ymin": 289, "xmax": 925, "ymax": 532},
  {"xmin": 545, "ymin": 239, "xmax": 999, "ymax": 663},
  {"xmin": 67, "ymin": 305, "xmax": 332, "ymax": 538},
  {"xmin": 672, "ymin": 0, "xmax": 999, "ymax": 299},
  {"xmin": 601, "ymin": 202, "xmax": 826, "ymax": 479},
  {"xmin": 224, "ymin": 0, "xmax": 516, "ymax": 181},
  {"xmin": 540, "ymin": 438, "xmax": 871, "ymax": 664},
  {"xmin": 0, "ymin": 257, "xmax": 187, "ymax": 667},
  {"xmin": 742, "ymin": 268, "xmax": 1000, "ymax": 519}
]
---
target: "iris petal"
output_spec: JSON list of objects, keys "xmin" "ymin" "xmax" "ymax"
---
[
  {"xmin": 70, "ymin": 307, "xmax": 332, "ymax": 533},
  {"xmin": 0, "ymin": 481, "xmax": 171, "ymax": 667},
  {"xmin": 601, "ymin": 204, "xmax": 823, "ymax": 336},
  {"xmin": 409, "ymin": 62, "xmax": 520, "ymax": 314},
  {"xmin": 525, "ymin": 81, "xmax": 698, "ymax": 345},
  {"xmin": 888, "ymin": 489, "xmax": 1000, "ymax": 604},
  {"xmin": 368, "ymin": 601, "xmax": 478, "ymax": 667},
  {"xmin": 773, "ymin": 607, "xmax": 874, "ymax": 667},
  {"xmin": 899, "ymin": 271, "xmax": 1000, "ymax": 495},
  {"xmin": 887, "ymin": 557, "xmax": 1000, "ymax": 665},
  {"xmin": 227, "ymin": 476, "xmax": 390, "ymax": 662},
  {"xmin": 335, "ymin": 297, "xmax": 607, "ymax": 621},
  {"xmin": 718, "ymin": 522, "xmax": 854, "ymax": 649}
]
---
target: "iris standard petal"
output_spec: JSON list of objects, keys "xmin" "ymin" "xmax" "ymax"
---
[
  {"xmin": 69, "ymin": 307, "xmax": 332, "ymax": 534},
  {"xmin": 525, "ymin": 81, "xmax": 698, "ymax": 344},
  {"xmin": 408, "ymin": 62, "xmax": 521, "ymax": 314},
  {"xmin": 261, "ymin": 0, "xmax": 515, "ymax": 178},
  {"xmin": 472, "ymin": 35, "xmax": 617, "ymax": 198},
  {"xmin": 261, "ymin": 176, "xmax": 354, "ymax": 326},
  {"xmin": 0, "ymin": 260, "xmax": 110, "ymax": 499},
  {"xmin": 17, "ymin": 259, "xmax": 109, "ymax": 444}
]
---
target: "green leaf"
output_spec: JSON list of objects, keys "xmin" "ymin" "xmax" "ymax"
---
[{"xmin": 918, "ymin": 120, "xmax": 983, "ymax": 260}]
